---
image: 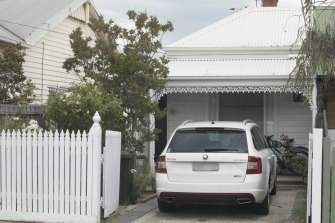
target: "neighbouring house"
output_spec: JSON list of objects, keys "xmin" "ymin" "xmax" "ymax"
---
[
  {"xmin": 155, "ymin": 0, "xmax": 315, "ymax": 159},
  {"xmin": 0, "ymin": 0, "xmax": 98, "ymax": 103},
  {"xmin": 312, "ymin": 7, "xmax": 335, "ymax": 130}
]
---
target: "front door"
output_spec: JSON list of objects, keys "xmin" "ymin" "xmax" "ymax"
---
[{"xmin": 219, "ymin": 93, "xmax": 263, "ymax": 130}]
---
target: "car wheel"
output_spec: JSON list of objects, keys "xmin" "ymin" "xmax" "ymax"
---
[
  {"xmin": 157, "ymin": 198, "xmax": 176, "ymax": 212},
  {"xmin": 270, "ymin": 176, "xmax": 277, "ymax": 195},
  {"xmin": 254, "ymin": 187, "xmax": 270, "ymax": 215}
]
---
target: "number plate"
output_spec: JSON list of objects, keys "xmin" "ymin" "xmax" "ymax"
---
[{"xmin": 193, "ymin": 162, "xmax": 219, "ymax": 171}]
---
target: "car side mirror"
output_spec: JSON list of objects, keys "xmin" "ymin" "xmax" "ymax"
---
[{"xmin": 269, "ymin": 140, "xmax": 282, "ymax": 148}]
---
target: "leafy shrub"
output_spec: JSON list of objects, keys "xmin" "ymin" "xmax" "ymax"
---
[
  {"xmin": 132, "ymin": 156, "xmax": 155, "ymax": 198},
  {"xmin": 280, "ymin": 134, "xmax": 308, "ymax": 181},
  {"xmin": 44, "ymin": 81, "xmax": 124, "ymax": 133}
]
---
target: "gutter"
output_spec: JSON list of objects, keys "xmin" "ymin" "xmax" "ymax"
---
[{"xmin": 166, "ymin": 75, "xmax": 290, "ymax": 80}]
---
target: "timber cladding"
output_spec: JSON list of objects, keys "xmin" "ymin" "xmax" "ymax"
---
[{"xmin": 0, "ymin": 104, "xmax": 44, "ymax": 115}]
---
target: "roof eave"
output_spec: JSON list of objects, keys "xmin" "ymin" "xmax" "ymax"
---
[
  {"xmin": 24, "ymin": 0, "xmax": 99, "ymax": 46},
  {"xmin": 163, "ymin": 45, "xmax": 300, "ymax": 55}
]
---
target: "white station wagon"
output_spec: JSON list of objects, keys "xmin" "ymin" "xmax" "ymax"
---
[{"xmin": 156, "ymin": 120, "xmax": 277, "ymax": 215}]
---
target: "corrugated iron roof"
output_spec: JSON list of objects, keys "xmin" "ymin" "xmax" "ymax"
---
[
  {"xmin": 167, "ymin": 7, "xmax": 303, "ymax": 48},
  {"xmin": 168, "ymin": 58, "xmax": 296, "ymax": 78},
  {"xmin": 0, "ymin": 0, "xmax": 97, "ymax": 46}
]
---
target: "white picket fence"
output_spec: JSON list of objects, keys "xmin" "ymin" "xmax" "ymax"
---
[{"xmin": 0, "ymin": 112, "xmax": 121, "ymax": 222}]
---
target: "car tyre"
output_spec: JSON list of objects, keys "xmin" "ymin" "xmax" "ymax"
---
[
  {"xmin": 254, "ymin": 188, "xmax": 270, "ymax": 215},
  {"xmin": 270, "ymin": 176, "xmax": 277, "ymax": 195},
  {"xmin": 157, "ymin": 198, "xmax": 176, "ymax": 212}
]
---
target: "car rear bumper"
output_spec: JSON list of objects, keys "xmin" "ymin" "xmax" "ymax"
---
[
  {"xmin": 159, "ymin": 192, "xmax": 256, "ymax": 205},
  {"xmin": 156, "ymin": 173, "xmax": 268, "ymax": 203}
]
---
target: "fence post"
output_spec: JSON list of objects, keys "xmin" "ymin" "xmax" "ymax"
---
[
  {"xmin": 103, "ymin": 130, "xmax": 121, "ymax": 218},
  {"xmin": 90, "ymin": 112, "xmax": 102, "ymax": 222},
  {"xmin": 329, "ymin": 130, "xmax": 335, "ymax": 222},
  {"xmin": 312, "ymin": 128, "xmax": 323, "ymax": 223},
  {"xmin": 307, "ymin": 133, "xmax": 313, "ymax": 222},
  {"xmin": 322, "ymin": 137, "xmax": 331, "ymax": 223}
]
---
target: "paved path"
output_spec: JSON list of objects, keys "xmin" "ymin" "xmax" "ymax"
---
[{"xmin": 111, "ymin": 175, "xmax": 306, "ymax": 223}]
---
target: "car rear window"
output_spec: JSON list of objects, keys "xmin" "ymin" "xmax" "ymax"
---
[{"xmin": 167, "ymin": 128, "xmax": 248, "ymax": 153}]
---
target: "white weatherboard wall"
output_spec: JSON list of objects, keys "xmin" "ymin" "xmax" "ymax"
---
[
  {"xmin": 276, "ymin": 93, "xmax": 312, "ymax": 147},
  {"xmin": 167, "ymin": 92, "xmax": 312, "ymax": 147},
  {"xmin": 23, "ymin": 10, "xmax": 95, "ymax": 102}
]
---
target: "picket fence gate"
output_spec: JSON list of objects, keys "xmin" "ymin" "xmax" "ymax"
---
[{"xmin": 0, "ymin": 112, "xmax": 121, "ymax": 222}]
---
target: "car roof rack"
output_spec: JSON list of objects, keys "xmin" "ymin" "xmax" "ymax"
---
[
  {"xmin": 182, "ymin": 120, "xmax": 194, "ymax": 125},
  {"xmin": 243, "ymin": 119, "xmax": 254, "ymax": 125}
]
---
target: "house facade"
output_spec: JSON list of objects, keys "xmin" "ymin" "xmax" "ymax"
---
[
  {"xmin": 0, "ymin": 0, "xmax": 98, "ymax": 103},
  {"xmin": 155, "ymin": 6, "xmax": 315, "ymax": 158}
]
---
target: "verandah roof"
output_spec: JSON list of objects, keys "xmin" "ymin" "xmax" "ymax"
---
[{"xmin": 163, "ymin": 58, "xmax": 300, "ymax": 95}]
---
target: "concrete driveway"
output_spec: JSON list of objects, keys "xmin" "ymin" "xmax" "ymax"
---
[{"xmin": 111, "ymin": 176, "xmax": 306, "ymax": 223}]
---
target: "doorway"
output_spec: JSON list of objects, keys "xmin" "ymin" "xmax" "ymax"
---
[{"xmin": 155, "ymin": 95, "xmax": 167, "ymax": 162}]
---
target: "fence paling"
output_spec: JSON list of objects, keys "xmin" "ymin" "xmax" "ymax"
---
[
  {"xmin": 54, "ymin": 130, "xmax": 60, "ymax": 214},
  {"xmin": 49, "ymin": 131, "xmax": 54, "ymax": 213},
  {"xmin": 70, "ymin": 131, "xmax": 75, "ymax": 215},
  {"xmin": 17, "ymin": 131, "xmax": 22, "ymax": 212},
  {"xmin": 33, "ymin": 130, "xmax": 37, "ymax": 212},
  {"xmin": 22, "ymin": 130, "xmax": 27, "ymax": 212},
  {"xmin": 1, "ymin": 130, "xmax": 6, "ymax": 211},
  {"xmin": 6, "ymin": 130, "xmax": 11, "ymax": 211},
  {"xmin": 81, "ymin": 131, "xmax": 87, "ymax": 216},
  {"xmin": 75, "ymin": 130, "xmax": 81, "ymax": 215},
  {"xmin": 86, "ymin": 132, "xmax": 93, "ymax": 216},
  {"xmin": 59, "ymin": 131, "xmax": 65, "ymax": 214},
  {"xmin": 64, "ymin": 130, "xmax": 70, "ymax": 215},
  {"xmin": 27, "ymin": 130, "xmax": 32, "ymax": 212},
  {"xmin": 38, "ymin": 130, "xmax": 43, "ymax": 213}
]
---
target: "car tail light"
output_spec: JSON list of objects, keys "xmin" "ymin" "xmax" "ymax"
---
[
  {"xmin": 246, "ymin": 156, "xmax": 262, "ymax": 174},
  {"xmin": 156, "ymin": 155, "xmax": 167, "ymax": 173}
]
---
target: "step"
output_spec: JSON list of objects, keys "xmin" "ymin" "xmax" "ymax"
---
[{"xmin": 277, "ymin": 175, "xmax": 305, "ymax": 185}]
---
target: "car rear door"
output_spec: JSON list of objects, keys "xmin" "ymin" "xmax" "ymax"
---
[
  {"xmin": 165, "ymin": 128, "xmax": 249, "ymax": 184},
  {"xmin": 252, "ymin": 127, "xmax": 276, "ymax": 186}
]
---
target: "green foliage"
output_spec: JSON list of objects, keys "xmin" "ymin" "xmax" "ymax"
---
[
  {"xmin": 132, "ymin": 157, "xmax": 155, "ymax": 196},
  {"xmin": 44, "ymin": 82, "xmax": 123, "ymax": 133},
  {"xmin": 289, "ymin": 1, "xmax": 335, "ymax": 94},
  {"xmin": 0, "ymin": 43, "xmax": 37, "ymax": 104},
  {"xmin": 0, "ymin": 116, "xmax": 26, "ymax": 131},
  {"xmin": 63, "ymin": 10, "xmax": 173, "ymax": 152},
  {"xmin": 280, "ymin": 135, "xmax": 308, "ymax": 181},
  {"xmin": 0, "ymin": 116, "xmax": 42, "ymax": 132}
]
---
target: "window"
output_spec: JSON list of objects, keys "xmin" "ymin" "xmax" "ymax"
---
[
  {"xmin": 252, "ymin": 127, "xmax": 269, "ymax": 149},
  {"xmin": 255, "ymin": 127, "xmax": 269, "ymax": 148},
  {"xmin": 251, "ymin": 127, "xmax": 263, "ymax": 150},
  {"xmin": 168, "ymin": 128, "xmax": 248, "ymax": 153}
]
